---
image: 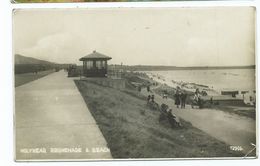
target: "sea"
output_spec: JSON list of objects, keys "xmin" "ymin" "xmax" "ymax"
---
[{"xmin": 145, "ymin": 69, "xmax": 256, "ymax": 94}]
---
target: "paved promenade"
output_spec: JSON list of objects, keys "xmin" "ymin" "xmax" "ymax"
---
[{"xmin": 15, "ymin": 71, "xmax": 112, "ymax": 160}]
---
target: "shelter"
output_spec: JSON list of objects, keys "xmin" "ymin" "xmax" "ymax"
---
[{"xmin": 79, "ymin": 50, "xmax": 112, "ymax": 77}]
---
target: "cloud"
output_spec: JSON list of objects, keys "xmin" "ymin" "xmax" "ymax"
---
[
  {"xmin": 20, "ymin": 32, "xmax": 85, "ymax": 64},
  {"xmin": 14, "ymin": 8, "xmax": 255, "ymax": 66}
]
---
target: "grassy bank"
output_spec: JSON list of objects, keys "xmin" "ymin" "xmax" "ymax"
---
[
  {"xmin": 75, "ymin": 80, "xmax": 243, "ymax": 158},
  {"xmin": 15, "ymin": 70, "xmax": 55, "ymax": 87}
]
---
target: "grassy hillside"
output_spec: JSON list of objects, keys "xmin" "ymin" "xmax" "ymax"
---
[
  {"xmin": 15, "ymin": 54, "xmax": 54, "ymax": 65},
  {"xmin": 75, "ymin": 80, "xmax": 243, "ymax": 158},
  {"xmin": 15, "ymin": 54, "xmax": 57, "ymax": 74},
  {"xmin": 15, "ymin": 54, "xmax": 58, "ymax": 86}
]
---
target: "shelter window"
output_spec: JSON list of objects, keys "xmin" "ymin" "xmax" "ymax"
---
[
  {"xmin": 96, "ymin": 61, "xmax": 103, "ymax": 69},
  {"xmin": 86, "ymin": 61, "xmax": 93, "ymax": 69}
]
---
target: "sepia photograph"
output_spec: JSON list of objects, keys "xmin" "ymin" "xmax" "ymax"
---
[{"xmin": 13, "ymin": 7, "xmax": 256, "ymax": 161}]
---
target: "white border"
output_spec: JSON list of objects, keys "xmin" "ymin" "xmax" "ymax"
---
[
  {"xmin": 10, "ymin": 1, "xmax": 260, "ymax": 8},
  {"xmin": 1, "ymin": 0, "xmax": 259, "ymax": 166}
]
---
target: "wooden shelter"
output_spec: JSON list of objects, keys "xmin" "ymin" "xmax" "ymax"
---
[{"xmin": 79, "ymin": 50, "xmax": 112, "ymax": 77}]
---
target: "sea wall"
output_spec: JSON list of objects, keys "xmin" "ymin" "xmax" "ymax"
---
[
  {"xmin": 80, "ymin": 77, "xmax": 126, "ymax": 90},
  {"xmin": 202, "ymin": 96, "xmax": 246, "ymax": 106}
]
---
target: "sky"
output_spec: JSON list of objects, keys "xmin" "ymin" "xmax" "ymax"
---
[{"xmin": 13, "ymin": 7, "xmax": 255, "ymax": 66}]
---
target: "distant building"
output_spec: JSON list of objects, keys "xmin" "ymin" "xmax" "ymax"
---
[
  {"xmin": 79, "ymin": 50, "xmax": 112, "ymax": 77},
  {"xmin": 221, "ymin": 90, "xmax": 239, "ymax": 97}
]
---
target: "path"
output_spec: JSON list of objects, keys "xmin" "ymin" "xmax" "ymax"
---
[
  {"xmin": 141, "ymin": 88, "xmax": 256, "ymax": 155},
  {"xmin": 15, "ymin": 70, "xmax": 112, "ymax": 160}
]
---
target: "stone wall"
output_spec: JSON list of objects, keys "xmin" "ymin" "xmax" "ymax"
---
[{"xmin": 80, "ymin": 77, "xmax": 126, "ymax": 90}]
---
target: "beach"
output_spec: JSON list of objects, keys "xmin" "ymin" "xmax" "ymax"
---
[{"xmin": 144, "ymin": 69, "xmax": 256, "ymax": 105}]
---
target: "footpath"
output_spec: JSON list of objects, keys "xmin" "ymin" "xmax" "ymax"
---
[{"xmin": 15, "ymin": 71, "xmax": 112, "ymax": 160}]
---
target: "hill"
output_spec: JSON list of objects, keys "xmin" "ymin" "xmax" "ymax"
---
[
  {"xmin": 15, "ymin": 54, "xmax": 55, "ymax": 65},
  {"xmin": 14, "ymin": 54, "xmax": 58, "ymax": 74}
]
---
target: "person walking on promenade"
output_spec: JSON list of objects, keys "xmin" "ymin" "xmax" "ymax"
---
[
  {"xmin": 180, "ymin": 91, "xmax": 187, "ymax": 109},
  {"xmin": 147, "ymin": 95, "xmax": 151, "ymax": 104},
  {"xmin": 192, "ymin": 88, "xmax": 202, "ymax": 109},
  {"xmin": 174, "ymin": 91, "xmax": 181, "ymax": 108}
]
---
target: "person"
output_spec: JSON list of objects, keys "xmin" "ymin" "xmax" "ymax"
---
[
  {"xmin": 192, "ymin": 92, "xmax": 198, "ymax": 108},
  {"xmin": 180, "ymin": 91, "xmax": 184, "ymax": 108},
  {"xmin": 198, "ymin": 94, "xmax": 202, "ymax": 108},
  {"xmin": 167, "ymin": 109, "xmax": 179, "ymax": 128},
  {"xmin": 160, "ymin": 103, "xmax": 169, "ymax": 113},
  {"xmin": 180, "ymin": 91, "xmax": 187, "ymax": 109},
  {"xmin": 174, "ymin": 91, "xmax": 180, "ymax": 108},
  {"xmin": 210, "ymin": 97, "xmax": 213, "ymax": 104},
  {"xmin": 151, "ymin": 94, "xmax": 155, "ymax": 102},
  {"xmin": 192, "ymin": 90, "xmax": 202, "ymax": 109},
  {"xmin": 147, "ymin": 95, "xmax": 151, "ymax": 104},
  {"xmin": 163, "ymin": 90, "xmax": 168, "ymax": 99},
  {"xmin": 195, "ymin": 88, "xmax": 200, "ymax": 94},
  {"xmin": 147, "ymin": 85, "xmax": 150, "ymax": 92}
]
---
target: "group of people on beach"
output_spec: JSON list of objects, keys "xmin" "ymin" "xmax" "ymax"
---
[
  {"xmin": 146, "ymin": 92, "xmax": 181, "ymax": 128},
  {"xmin": 174, "ymin": 86, "xmax": 187, "ymax": 109},
  {"xmin": 191, "ymin": 88, "xmax": 203, "ymax": 109},
  {"xmin": 145, "ymin": 85, "xmax": 182, "ymax": 128},
  {"xmin": 174, "ymin": 87, "xmax": 204, "ymax": 109},
  {"xmin": 146, "ymin": 83, "xmax": 203, "ymax": 109},
  {"xmin": 160, "ymin": 103, "xmax": 181, "ymax": 128},
  {"xmin": 147, "ymin": 94, "xmax": 155, "ymax": 103}
]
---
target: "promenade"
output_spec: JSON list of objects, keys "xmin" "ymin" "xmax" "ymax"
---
[{"xmin": 15, "ymin": 71, "xmax": 112, "ymax": 160}]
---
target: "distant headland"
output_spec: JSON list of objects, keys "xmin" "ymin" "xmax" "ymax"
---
[{"xmin": 111, "ymin": 64, "xmax": 256, "ymax": 71}]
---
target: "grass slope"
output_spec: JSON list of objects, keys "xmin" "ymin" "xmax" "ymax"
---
[
  {"xmin": 15, "ymin": 70, "xmax": 54, "ymax": 87},
  {"xmin": 75, "ymin": 80, "xmax": 243, "ymax": 158},
  {"xmin": 15, "ymin": 54, "xmax": 54, "ymax": 65}
]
